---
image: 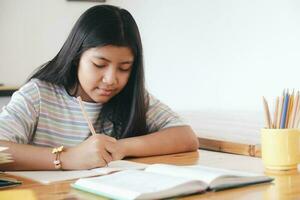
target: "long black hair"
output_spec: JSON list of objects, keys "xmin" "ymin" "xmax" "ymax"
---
[{"xmin": 29, "ymin": 5, "xmax": 148, "ymax": 139}]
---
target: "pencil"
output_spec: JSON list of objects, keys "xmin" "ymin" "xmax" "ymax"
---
[
  {"xmin": 286, "ymin": 90, "xmax": 294, "ymax": 128},
  {"xmin": 273, "ymin": 97, "xmax": 279, "ymax": 128},
  {"xmin": 294, "ymin": 92, "xmax": 300, "ymax": 128},
  {"xmin": 289, "ymin": 91, "xmax": 298, "ymax": 128},
  {"xmin": 280, "ymin": 92, "xmax": 290, "ymax": 128},
  {"xmin": 77, "ymin": 96, "xmax": 111, "ymax": 167},
  {"xmin": 262, "ymin": 96, "xmax": 272, "ymax": 128},
  {"xmin": 276, "ymin": 95, "xmax": 284, "ymax": 129},
  {"xmin": 77, "ymin": 96, "xmax": 97, "ymax": 136}
]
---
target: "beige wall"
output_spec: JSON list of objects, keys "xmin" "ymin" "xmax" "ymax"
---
[{"xmin": 0, "ymin": 0, "xmax": 99, "ymax": 86}]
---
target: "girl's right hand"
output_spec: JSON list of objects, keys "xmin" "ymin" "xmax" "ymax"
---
[{"xmin": 61, "ymin": 134, "xmax": 117, "ymax": 170}]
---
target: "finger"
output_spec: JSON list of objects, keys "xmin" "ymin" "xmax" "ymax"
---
[
  {"xmin": 105, "ymin": 142, "xmax": 116, "ymax": 154},
  {"xmin": 100, "ymin": 149, "xmax": 113, "ymax": 165}
]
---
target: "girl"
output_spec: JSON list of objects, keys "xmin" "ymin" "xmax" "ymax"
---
[{"xmin": 0, "ymin": 5, "xmax": 198, "ymax": 170}]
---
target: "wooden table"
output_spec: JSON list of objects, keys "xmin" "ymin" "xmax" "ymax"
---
[{"xmin": 2, "ymin": 150, "xmax": 300, "ymax": 199}]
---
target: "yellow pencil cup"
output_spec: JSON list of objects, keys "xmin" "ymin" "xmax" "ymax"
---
[{"xmin": 261, "ymin": 129, "xmax": 300, "ymax": 171}]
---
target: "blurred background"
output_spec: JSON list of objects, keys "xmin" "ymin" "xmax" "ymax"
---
[{"xmin": 1, "ymin": 0, "xmax": 299, "ymax": 143}]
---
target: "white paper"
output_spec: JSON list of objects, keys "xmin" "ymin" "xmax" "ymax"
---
[{"xmin": 6, "ymin": 160, "xmax": 148, "ymax": 184}]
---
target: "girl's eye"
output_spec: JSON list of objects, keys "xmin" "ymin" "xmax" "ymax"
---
[
  {"xmin": 119, "ymin": 64, "xmax": 132, "ymax": 72},
  {"xmin": 119, "ymin": 67, "xmax": 131, "ymax": 72},
  {"xmin": 94, "ymin": 64, "xmax": 105, "ymax": 68}
]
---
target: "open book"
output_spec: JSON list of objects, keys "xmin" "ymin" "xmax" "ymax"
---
[
  {"xmin": 72, "ymin": 164, "xmax": 273, "ymax": 200},
  {"xmin": 5, "ymin": 160, "xmax": 148, "ymax": 184}
]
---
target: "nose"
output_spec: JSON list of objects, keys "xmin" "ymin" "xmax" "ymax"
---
[{"xmin": 102, "ymin": 67, "xmax": 117, "ymax": 86}]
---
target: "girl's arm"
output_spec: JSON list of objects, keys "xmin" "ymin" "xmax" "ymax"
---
[
  {"xmin": 0, "ymin": 140, "xmax": 56, "ymax": 170},
  {"xmin": 107, "ymin": 126, "xmax": 199, "ymax": 160},
  {"xmin": 0, "ymin": 134, "xmax": 116, "ymax": 171},
  {"xmin": 105, "ymin": 93, "xmax": 199, "ymax": 160}
]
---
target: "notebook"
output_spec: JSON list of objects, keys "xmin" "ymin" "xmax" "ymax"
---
[
  {"xmin": 72, "ymin": 164, "xmax": 273, "ymax": 200},
  {"xmin": 5, "ymin": 160, "xmax": 148, "ymax": 184}
]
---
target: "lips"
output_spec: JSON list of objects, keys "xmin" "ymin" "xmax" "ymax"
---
[{"xmin": 96, "ymin": 87, "xmax": 114, "ymax": 96}]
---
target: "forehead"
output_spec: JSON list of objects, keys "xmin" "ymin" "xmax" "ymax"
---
[{"xmin": 87, "ymin": 45, "xmax": 134, "ymax": 61}]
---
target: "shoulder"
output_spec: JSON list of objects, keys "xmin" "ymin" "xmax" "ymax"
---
[
  {"xmin": 23, "ymin": 78, "xmax": 66, "ymax": 97},
  {"xmin": 145, "ymin": 91, "xmax": 173, "ymax": 117},
  {"xmin": 145, "ymin": 91, "xmax": 158, "ymax": 106},
  {"xmin": 18, "ymin": 78, "xmax": 56, "ymax": 93},
  {"xmin": 145, "ymin": 91, "xmax": 188, "ymax": 132},
  {"xmin": 15, "ymin": 79, "xmax": 69, "ymax": 105},
  {"xmin": 146, "ymin": 92, "xmax": 170, "ymax": 111},
  {"xmin": 12, "ymin": 79, "xmax": 42, "ymax": 100},
  {"xmin": 28, "ymin": 78, "xmax": 62, "ymax": 92},
  {"xmin": 5, "ymin": 79, "xmax": 46, "ymax": 117}
]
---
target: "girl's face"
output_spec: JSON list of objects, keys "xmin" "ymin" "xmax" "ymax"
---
[{"xmin": 76, "ymin": 45, "xmax": 134, "ymax": 103}]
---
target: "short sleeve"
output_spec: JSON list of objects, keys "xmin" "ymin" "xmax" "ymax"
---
[
  {"xmin": 0, "ymin": 80, "xmax": 40, "ymax": 143},
  {"xmin": 146, "ymin": 93, "xmax": 188, "ymax": 133}
]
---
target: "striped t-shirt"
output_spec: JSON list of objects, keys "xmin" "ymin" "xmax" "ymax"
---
[{"xmin": 0, "ymin": 79, "xmax": 186, "ymax": 147}]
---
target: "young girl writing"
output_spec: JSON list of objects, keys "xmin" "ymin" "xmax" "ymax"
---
[{"xmin": 0, "ymin": 5, "xmax": 198, "ymax": 170}]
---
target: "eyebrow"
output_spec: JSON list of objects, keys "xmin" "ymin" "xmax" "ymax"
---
[{"xmin": 94, "ymin": 56, "xmax": 133, "ymax": 64}]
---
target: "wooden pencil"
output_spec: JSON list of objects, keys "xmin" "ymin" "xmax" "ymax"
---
[
  {"xmin": 77, "ymin": 96, "xmax": 97, "ymax": 136},
  {"xmin": 290, "ymin": 91, "xmax": 299, "ymax": 128},
  {"xmin": 294, "ymin": 92, "xmax": 300, "ymax": 128},
  {"xmin": 276, "ymin": 95, "xmax": 284, "ymax": 129},
  {"xmin": 286, "ymin": 90, "xmax": 294, "ymax": 128},
  {"xmin": 273, "ymin": 97, "xmax": 279, "ymax": 128},
  {"xmin": 262, "ymin": 96, "xmax": 272, "ymax": 128}
]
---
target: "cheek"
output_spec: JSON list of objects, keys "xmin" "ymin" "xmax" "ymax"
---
[
  {"xmin": 78, "ymin": 64, "xmax": 99, "ymax": 83},
  {"xmin": 119, "ymin": 73, "xmax": 131, "ymax": 88}
]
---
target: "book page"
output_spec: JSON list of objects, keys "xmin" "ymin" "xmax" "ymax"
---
[
  {"xmin": 73, "ymin": 170, "xmax": 207, "ymax": 200},
  {"xmin": 5, "ymin": 160, "xmax": 148, "ymax": 184},
  {"xmin": 145, "ymin": 164, "xmax": 263, "ymax": 185}
]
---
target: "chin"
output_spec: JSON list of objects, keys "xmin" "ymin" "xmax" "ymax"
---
[{"xmin": 92, "ymin": 96, "xmax": 112, "ymax": 103}]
